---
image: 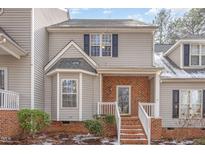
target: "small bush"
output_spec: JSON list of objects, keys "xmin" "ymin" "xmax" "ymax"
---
[
  {"xmin": 84, "ymin": 120, "xmax": 103, "ymax": 136},
  {"xmin": 104, "ymin": 115, "xmax": 115, "ymax": 124},
  {"xmin": 18, "ymin": 109, "xmax": 50, "ymax": 134}
]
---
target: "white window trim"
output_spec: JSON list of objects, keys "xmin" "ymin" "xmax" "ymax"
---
[
  {"xmin": 89, "ymin": 33, "xmax": 112, "ymax": 57},
  {"xmin": 61, "ymin": 79, "xmax": 78, "ymax": 109},
  {"xmin": 0, "ymin": 67, "xmax": 8, "ymax": 90},
  {"xmin": 0, "ymin": 8, "xmax": 3, "ymax": 15},
  {"xmin": 189, "ymin": 43, "xmax": 205, "ymax": 67},
  {"xmin": 116, "ymin": 85, "xmax": 131, "ymax": 115},
  {"xmin": 179, "ymin": 89, "xmax": 203, "ymax": 119}
]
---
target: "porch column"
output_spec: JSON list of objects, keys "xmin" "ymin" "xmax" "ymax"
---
[
  {"xmin": 154, "ymin": 72, "xmax": 160, "ymax": 117},
  {"xmin": 99, "ymin": 73, "xmax": 102, "ymax": 102},
  {"xmin": 79, "ymin": 73, "xmax": 82, "ymax": 121},
  {"xmin": 57, "ymin": 73, "xmax": 60, "ymax": 121}
]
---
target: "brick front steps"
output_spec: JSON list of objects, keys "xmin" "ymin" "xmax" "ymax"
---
[{"xmin": 120, "ymin": 117, "xmax": 148, "ymax": 145}]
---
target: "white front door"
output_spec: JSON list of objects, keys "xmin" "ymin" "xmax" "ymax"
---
[{"xmin": 116, "ymin": 85, "xmax": 131, "ymax": 115}]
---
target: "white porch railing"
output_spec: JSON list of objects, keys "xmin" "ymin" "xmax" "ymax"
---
[
  {"xmin": 97, "ymin": 102, "xmax": 121, "ymax": 144},
  {"xmin": 138, "ymin": 102, "xmax": 155, "ymax": 145},
  {"xmin": 0, "ymin": 89, "xmax": 19, "ymax": 110},
  {"xmin": 97, "ymin": 102, "xmax": 116, "ymax": 115}
]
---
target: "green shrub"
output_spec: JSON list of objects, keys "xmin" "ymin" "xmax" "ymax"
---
[
  {"xmin": 84, "ymin": 119, "xmax": 103, "ymax": 136},
  {"xmin": 104, "ymin": 115, "xmax": 115, "ymax": 124},
  {"xmin": 18, "ymin": 109, "xmax": 50, "ymax": 134}
]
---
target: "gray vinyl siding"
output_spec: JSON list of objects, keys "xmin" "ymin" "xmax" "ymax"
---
[
  {"xmin": 59, "ymin": 73, "xmax": 79, "ymax": 121},
  {"xmin": 0, "ymin": 8, "xmax": 32, "ymax": 53},
  {"xmin": 168, "ymin": 45, "xmax": 181, "ymax": 67},
  {"xmin": 61, "ymin": 45, "xmax": 84, "ymax": 59},
  {"xmin": 51, "ymin": 75, "xmax": 57, "ymax": 120},
  {"xmin": 82, "ymin": 74, "xmax": 94, "ymax": 120},
  {"xmin": 0, "ymin": 8, "xmax": 32, "ymax": 109},
  {"xmin": 160, "ymin": 81, "xmax": 205, "ymax": 128},
  {"xmin": 0, "ymin": 55, "xmax": 31, "ymax": 108},
  {"xmin": 49, "ymin": 32, "xmax": 83, "ymax": 60},
  {"xmin": 34, "ymin": 8, "xmax": 68, "ymax": 110},
  {"xmin": 44, "ymin": 76, "xmax": 52, "ymax": 115},
  {"xmin": 48, "ymin": 32, "xmax": 154, "ymax": 67}
]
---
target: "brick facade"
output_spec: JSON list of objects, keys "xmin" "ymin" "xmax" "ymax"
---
[
  {"xmin": 151, "ymin": 118, "xmax": 162, "ymax": 141},
  {"xmin": 43, "ymin": 121, "xmax": 116, "ymax": 137},
  {"xmin": 0, "ymin": 110, "xmax": 21, "ymax": 138},
  {"xmin": 103, "ymin": 76, "xmax": 150, "ymax": 116},
  {"xmin": 162, "ymin": 128, "xmax": 205, "ymax": 140}
]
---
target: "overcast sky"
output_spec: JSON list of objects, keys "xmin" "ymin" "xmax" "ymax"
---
[{"xmin": 69, "ymin": 8, "xmax": 190, "ymax": 23}]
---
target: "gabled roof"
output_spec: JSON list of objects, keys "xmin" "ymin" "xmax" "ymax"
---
[
  {"xmin": 49, "ymin": 58, "xmax": 97, "ymax": 74},
  {"xmin": 48, "ymin": 19, "xmax": 157, "ymax": 29},
  {"xmin": 0, "ymin": 27, "xmax": 27, "ymax": 59},
  {"xmin": 163, "ymin": 36, "xmax": 205, "ymax": 56},
  {"xmin": 155, "ymin": 44, "xmax": 173, "ymax": 53},
  {"xmin": 154, "ymin": 52, "xmax": 205, "ymax": 79},
  {"xmin": 44, "ymin": 41, "xmax": 98, "ymax": 72}
]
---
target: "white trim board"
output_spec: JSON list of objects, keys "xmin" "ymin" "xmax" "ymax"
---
[
  {"xmin": 46, "ymin": 69, "xmax": 97, "ymax": 77},
  {"xmin": 44, "ymin": 41, "xmax": 98, "ymax": 72}
]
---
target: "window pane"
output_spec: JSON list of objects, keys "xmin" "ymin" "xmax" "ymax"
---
[
  {"xmin": 190, "ymin": 90, "xmax": 202, "ymax": 118},
  {"xmin": 91, "ymin": 34, "xmax": 100, "ymax": 46},
  {"xmin": 102, "ymin": 46, "xmax": 111, "ymax": 56},
  {"xmin": 202, "ymin": 45, "xmax": 205, "ymax": 55},
  {"xmin": 180, "ymin": 90, "xmax": 189, "ymax": 118},
  {"xmin": 91, "ymin": 46, "xmax": 100, "ymax": 56},
  {"xmin": 191, "ymin": 44, "xmax": 200, "ymax": 55},
  {"xmin": 0, "ymin": 70, "xmax": 5, "ymax": 90},
  {"xmin": 62, "ymin": 80, "xmax": 77, "ymax": 93},
  {"xmin": 62, "ymin": 94, "xmax": 77, "ymax": 107},
  {"xmin": 191, "ymin": 56, "xmax": 199, "ymax": 65},
  {"xmin": 202, "ymin": 56, "xmax": 205, "ymax": 65},
  {"xmin": 102, "ymin": 34, "xmax": 111, "ymax": 46}
]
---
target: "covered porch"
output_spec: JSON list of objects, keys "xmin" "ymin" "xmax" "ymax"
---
[
  {"xmin": 96, "ymin": 67, "xmax": 162, "ymax": 144},
  {"xmin": 0, "ymin": 27, "xmax": 26, "ymax": 110}
]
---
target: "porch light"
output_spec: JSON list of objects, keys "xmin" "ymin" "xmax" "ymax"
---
[{"xmin": 0, "ymin": 36, "xmax": 6, "ymax": 44}]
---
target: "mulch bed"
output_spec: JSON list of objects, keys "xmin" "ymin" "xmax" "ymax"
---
[{"xmin": 0, "ymin": 132, "xmax": 117, "ymax": 145}]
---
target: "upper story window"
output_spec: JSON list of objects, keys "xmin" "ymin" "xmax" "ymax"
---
[
  {"xmin": 190, "ymin": 44, "xmax": 200, "ymax": 66},
  {"xmin": 90, "ymin": 33, "xmax": 112, "ymax": 57},
  {"xmin": 184, "ymin": 44, "xmax": 205, "ymax": 67}
]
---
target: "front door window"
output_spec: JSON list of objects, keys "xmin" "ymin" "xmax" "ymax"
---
[
  {"xmin": 0, "ymin": 68, "xmax": 7, "ymax": 90},
  {"xmin": 117, "ymin": 86, "xmax": 131, "ymax": 114}
]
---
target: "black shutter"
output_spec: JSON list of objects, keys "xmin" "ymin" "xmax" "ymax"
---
[
  {"xmin": 203, "ymin": 90, "xmax": 205, "ymax": 118},
  {"xmin": 84, "ymin": 34, "xmax": 90, "ymax": 55},
  {"xmin": 184, "ymin": 44, "xmax": 190, "ymax": 66},
  {"xmin": 173, "ymin": 90, "xmax": 179, "ymax": 118},
  {"xmin": 112, "ymin": 34, "xmax": 118, "ymax": 57}
]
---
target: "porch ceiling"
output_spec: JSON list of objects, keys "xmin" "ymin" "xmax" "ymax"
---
[{"xmin": 0, "ymin": 28, "xmax": 27, "ymax": 59}]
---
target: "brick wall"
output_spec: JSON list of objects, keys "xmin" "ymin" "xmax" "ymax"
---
[
  {"xmin": 151, "ymin": 118, "xmax": 162, "ymax": 141},
  {"xmin": 103, "ymin": 76, "xmax": 150, "ymax": 116},
  {"xmin": 162, "ymin": 128, "xmax": 205, "ymax": 140},
  {"xmin": 0, "ymin": 110, "xmax": 21, "ymax": 138}
]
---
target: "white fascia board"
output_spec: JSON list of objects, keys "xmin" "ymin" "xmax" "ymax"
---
[
  {"xmin": 44, "ymin": 41, "xmax": 98, "ymax": 72},
  {"xmin": 0, "ymin": 44, "xmax": 20, "ymax": 59},
  {"xmin": 161, "ymin": 78, "xmax": 205, "ymax": 83},
  {"xmin": 46, "ymin": 69, "xmax": 97, "ymax": 76}
]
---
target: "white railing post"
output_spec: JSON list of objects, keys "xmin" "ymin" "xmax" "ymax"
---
[
  {"xmin": 138, "ymin": 102, "xmax": 156, "ymax": 145},
  {"xmin": 155, "ymin": 73, "xmax": 160, "ymax": 118}
]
